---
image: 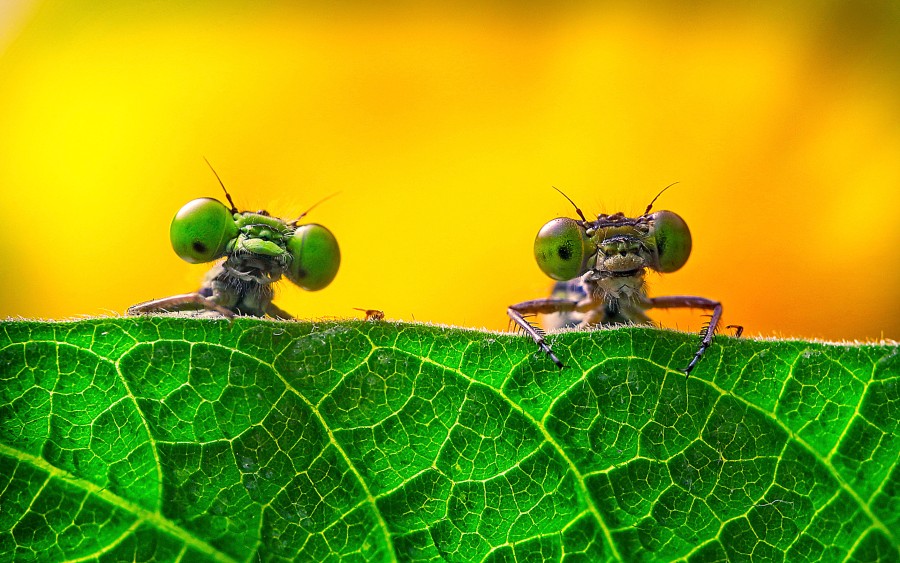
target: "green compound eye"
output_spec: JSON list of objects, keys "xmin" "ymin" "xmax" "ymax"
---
[
  {"xmin": 650, "ymin": 210, "xmax": 692, "ymax": 273},
  {"xmin": 534, "ymin": 218, "xmax": 592, "ymax": 281},
  {"xmin": 170, "ymin": 198, "xmax": 239, "ymax": 264},
  {"xmin": 286, "ymin": 224, "xmax": 341, "ymax": 290}
]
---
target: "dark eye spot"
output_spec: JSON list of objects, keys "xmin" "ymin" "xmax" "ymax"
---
[
  {"xmin": 557, "ymin": 243, "xmax": 572, "ymax": 261},
  {"xmin": 192, "ymin": 241, "xmax": 207, "ymax": 254}
]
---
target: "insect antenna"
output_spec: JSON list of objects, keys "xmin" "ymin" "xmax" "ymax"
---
[
  {"xmin": 203, "ymin": 157, "xmax": 238, "ymax": 213},
  {"xmin": 643, "ymin": 181, "xmax": 679, "ymax": 215},
  {"xmin": 552, "ymin": 186, "xmax": 588, "ymax": 222},
  {"xmin": 291, "ymin": 192, "xmax": 340, "ymax": 225}
]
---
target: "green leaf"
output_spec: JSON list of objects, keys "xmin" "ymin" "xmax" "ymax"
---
[{"xmin": 1, "ymin": 318, "xmax": 897, "ymax": 562}]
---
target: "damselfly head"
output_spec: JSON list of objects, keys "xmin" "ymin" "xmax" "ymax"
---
[
  {"xmin": 533, "ymin": 184, "xmax": 692, "ymax": 280},
  {"xmin": 169, "ymin": 163, "xmax": 341, "ymax": 291}
]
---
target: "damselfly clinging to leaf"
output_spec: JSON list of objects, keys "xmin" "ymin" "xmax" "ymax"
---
[
  {"xmin": 128, "ymin": 162, "xmax": 340, "ymax": 319},
  {"xmin": 508, "ymin": 185, "xmax": 740, "ymax": 376}
]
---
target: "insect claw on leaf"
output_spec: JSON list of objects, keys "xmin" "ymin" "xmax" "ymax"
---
[
  {"xmin": 726, "ymin": 324, "xmax": 744, "ymax": 338},
  {"xmin": 541, "ymin": 341, "xmax": 565, "ymax": 369}
]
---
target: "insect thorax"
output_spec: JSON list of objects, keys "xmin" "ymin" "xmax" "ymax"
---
[
  {"xmin": 197, "ymin": 211, "xmax": 295, "ymax": 314},
  {"xmin": 545, "ymin": 272, "xmax": 652, "ymax": 329},
  {"xmin": 583, "ymin": 268, "xmax": 648, "ymax": 301},
  {"xmin": 201, "ymin": 263, "xmax": 278, "ymax": 316}
]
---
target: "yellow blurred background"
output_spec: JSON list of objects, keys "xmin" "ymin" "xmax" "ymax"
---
[{"xmin": 1, "ymin": 1, "xmax": 898, "ymax": 342}]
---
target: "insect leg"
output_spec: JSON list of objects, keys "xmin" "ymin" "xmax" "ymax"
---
[
  {"xmin": 508, "ymin": 298, "xmax": 579, "ymax": 369},
  {"xmin": 647, "ymin": 295, "xmax": 722, "ymax": 376},
  {"xmin": 127, "ymin": 293, "xmax": 236, "ymax": 319},
  {"xmin": 265, "ymin": 302, "xmax": 294, "ymax": 320}
]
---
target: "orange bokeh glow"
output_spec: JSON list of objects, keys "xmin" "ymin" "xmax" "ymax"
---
[{"xmin": 1, "ymin": 2, "xmax": 898, "ymax": 342}]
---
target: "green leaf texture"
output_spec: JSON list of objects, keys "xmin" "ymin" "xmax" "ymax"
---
[{"xmin": 1, "ymin": 318, "xmax": 897, "ymax": 562}]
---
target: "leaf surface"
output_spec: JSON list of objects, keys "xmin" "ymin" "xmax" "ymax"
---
[{"xmin": 1, "ymin": 318, "xmax": 897, "ymax": 562}]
